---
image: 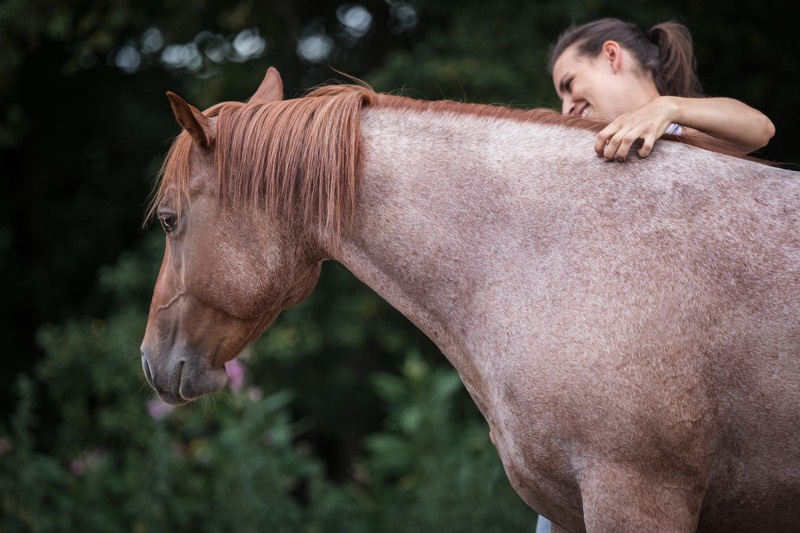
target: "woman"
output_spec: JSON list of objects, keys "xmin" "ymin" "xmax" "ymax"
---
[
  {"xmin": 534, "ymin": 19, "xmax": 775, "ymax": 533},
  {"xmin": 548, "ymin": 18, "xmax": 774, "ymax": 161}
]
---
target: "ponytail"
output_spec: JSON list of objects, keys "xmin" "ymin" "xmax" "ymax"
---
[{"xmin": 647, "ymin": 22, "xmax": 703, "ymax": 97}]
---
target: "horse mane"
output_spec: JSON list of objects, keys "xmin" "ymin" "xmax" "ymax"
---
[
  {"xmin": 373, "ymin": 91, "xmax": 762, "ymax": 162},
  {"xmin": 147, "ymin": 82, "xmax": 754, "ymax": 242}
]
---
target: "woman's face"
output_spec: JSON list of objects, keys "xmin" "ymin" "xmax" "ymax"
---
[{"xmin": 552, "ymin": 43, "xmax": 646, "ymax": 121}]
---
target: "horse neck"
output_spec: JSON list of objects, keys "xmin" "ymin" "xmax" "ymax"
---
[{"xmin": 333, "ymin": 105, "xmax": 590, "ymax": 362}]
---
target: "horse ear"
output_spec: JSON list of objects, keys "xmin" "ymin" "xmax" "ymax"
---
[
  {"xmin": 250, "ymin": 66, "xmax": 283, "ymax": 102},
  {"xmin": 166, "ymin": 91, "xmax": 213, "ymax": 149}
]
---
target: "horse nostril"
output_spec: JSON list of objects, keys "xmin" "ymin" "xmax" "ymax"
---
[{"xmin": 141, "ymin": 351, "xmax": 154, "ymax": 386}]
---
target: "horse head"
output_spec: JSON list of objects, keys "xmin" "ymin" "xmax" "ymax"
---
[{"xmin": 140, "ymin": 68, "xmax": 322, "ymax": 405}]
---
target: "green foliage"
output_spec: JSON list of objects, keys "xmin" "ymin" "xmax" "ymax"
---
[
  {"xmin": 359, "ymin": 353, "xmax": 535, "ymax": 532},
  {"xmin": 0, "ymin": 235, "xmax": 313, "ymax": 531},
  {"xmin": 0, "ymin": 373, "xmax": 317, "ymax": 532},
  {"xmin": 0, "ymin": 234, "xmax": 533, "ymax": 531},
  {"xmin": 0, "ymin": 377, "xmax": 66, "ymax": 532},
  {"xmin": 1, "ymin": 348, "xmax": 534, "ymax": 532}
]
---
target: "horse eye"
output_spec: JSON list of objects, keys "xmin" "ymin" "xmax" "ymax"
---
[{"xmin": 159, "ymin": 213, "xmax": 178, "ymax": 234}]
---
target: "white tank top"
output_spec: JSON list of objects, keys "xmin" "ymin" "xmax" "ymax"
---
[{"xmin": 665, "ymin": 123, "xmax": 683, "ymax": 136}]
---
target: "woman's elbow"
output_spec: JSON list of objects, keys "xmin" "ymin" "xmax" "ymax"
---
[
  {"xmin": 762, "ymin": 116, "xmax": 776, "ymax": 147},
  {"xmin": 739, "ymin": 114, "xmax": 775, "ymax": 153},
  {"xmin": 753, "ymin": 114, "xmax": 776, "ymax": 151}
]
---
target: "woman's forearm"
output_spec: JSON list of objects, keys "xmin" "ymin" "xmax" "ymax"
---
[{"xmin": 669, "ymin": 96, "xmax": 775, "ymax": 153}]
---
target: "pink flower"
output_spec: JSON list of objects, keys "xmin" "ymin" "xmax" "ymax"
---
[
  {"xmin": 225, "ymin": 358, "xmax": 246, "ymax": 392},
  {"xmin": 147, "ymin": 398, "xmax": 174, "ymax": 419},
  {"xmin": 70, "ymin": 459, "xmax": 85, "ymax": 476},
  {"xmin": 70, "ymin": 450, "xmax": 104, "ymax": 476}
]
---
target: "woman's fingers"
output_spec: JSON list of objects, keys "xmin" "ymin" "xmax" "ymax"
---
[
  {"xmin": 595, "ymin": 125, "xmax": 661, "ymax": 161},
  {"xmin": 595, "ymin": 126, "xmax": 615, "ymax": 157},
  {"xmin": 636, "ymin": 135, "xmax": 657, "ymax": 158},
  {"xmin": 596, "ymin": 127, "xmax": 638, "ymax": 161}
]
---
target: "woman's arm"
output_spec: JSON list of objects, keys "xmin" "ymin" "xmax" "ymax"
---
[{"xmin": 594, "ymin": 96, "xmax": 775, "ymax": 161}]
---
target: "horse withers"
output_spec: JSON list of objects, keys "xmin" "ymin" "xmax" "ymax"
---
[{"xmin": 141, "ymin": 67, "xmax": 800, "ymax": 532}]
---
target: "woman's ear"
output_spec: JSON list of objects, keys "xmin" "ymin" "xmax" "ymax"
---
[{"xmin": 601, "ymin": 40, "xmax": 623, "ymax": 73}]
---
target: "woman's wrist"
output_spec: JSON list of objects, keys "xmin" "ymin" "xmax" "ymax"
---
[{"xmin": 658, "ymin": 95, "xmax": 682, "ymax": 126}]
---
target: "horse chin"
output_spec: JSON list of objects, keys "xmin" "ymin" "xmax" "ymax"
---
[{"xmin": 177, "ymin": 363, "xmax": 229, "ymax": 404}]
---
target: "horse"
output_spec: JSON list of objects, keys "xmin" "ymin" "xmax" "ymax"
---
[{"xmin": 140, "ymin": 67, "xmax": 800, "ymax": 532}]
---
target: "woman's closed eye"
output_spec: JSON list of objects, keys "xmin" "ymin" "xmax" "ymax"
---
[{"xmin": 559, "ymin": 76, "xmax": 573, "ymax": 96}]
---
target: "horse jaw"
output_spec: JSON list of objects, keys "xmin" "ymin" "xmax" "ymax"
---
[{"xmin": 141, "ymin": 292, "xmax": 284, "ymax": 405}]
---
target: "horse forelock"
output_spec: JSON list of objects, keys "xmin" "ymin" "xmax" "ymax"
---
[{"xmin": 145, "ymin": 130, "xmax": 192, "ymax": 227}]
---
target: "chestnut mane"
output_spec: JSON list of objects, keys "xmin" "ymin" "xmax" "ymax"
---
[{"xmin": 148, "ymin": 83, "xmax": 741, "ymax": 243}]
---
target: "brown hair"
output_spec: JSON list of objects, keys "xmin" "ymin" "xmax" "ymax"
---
[{"xmin": 548, "ymin": 18, "xmax": 703, "ymax": 98}]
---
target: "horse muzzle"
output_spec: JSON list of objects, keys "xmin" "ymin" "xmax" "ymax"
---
[{"xmin": 141, "ymin": 348, "xmax": 228, "ymax": 405}]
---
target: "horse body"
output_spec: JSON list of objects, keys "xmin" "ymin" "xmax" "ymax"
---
[
  {"xmin": 142, "ymin": 68, "xmax": 800, "ymax": 531},
  {"xmin": 348, "ymin": 106, "xmax": 800, "ymax": 531}
]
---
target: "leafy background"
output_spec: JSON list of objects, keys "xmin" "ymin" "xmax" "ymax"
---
[{"xmin": 1, "ymin": 0, "xmax": 797, "ymax": 530}]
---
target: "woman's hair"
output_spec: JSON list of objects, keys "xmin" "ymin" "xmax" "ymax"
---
[{"xmin": 548, "ymin": 18, "xmax": 703, "ymax": 98}]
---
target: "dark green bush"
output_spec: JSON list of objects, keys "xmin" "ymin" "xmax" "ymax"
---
[{"xmin": 0, "ymin": 234, "xmax": 535, "ymax": 532}]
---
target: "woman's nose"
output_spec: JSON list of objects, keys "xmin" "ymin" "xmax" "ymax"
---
[{"xmin": 561, "ymin": 97, "xmax": 574, "ymax": 116}]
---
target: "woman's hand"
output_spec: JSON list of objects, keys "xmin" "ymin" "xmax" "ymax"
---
[{"xmin": 594, "ymin": 96, "xmax": 678, "ymax": 161}]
